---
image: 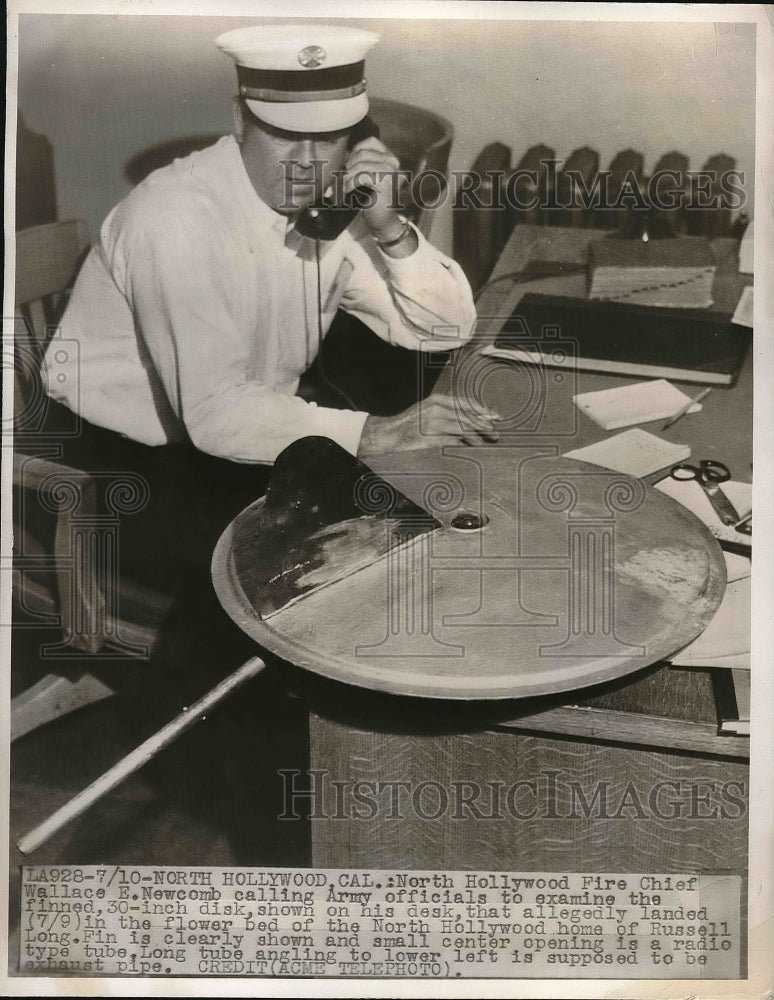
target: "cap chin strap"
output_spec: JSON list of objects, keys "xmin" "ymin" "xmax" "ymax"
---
[{"xmin": 240, "ymin": 80, "xmax": 365, "ymax": 103}]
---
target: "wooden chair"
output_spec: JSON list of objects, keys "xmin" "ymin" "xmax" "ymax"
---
[
  {"xmin": 367, "ymin": 97, "xmax": 454, "ymax": 237},
  {"xmin": 123, "ymin": 98, "xmax": 454, "ymax": 238},
  {"xmin": 10, "ymin": 221, "xmax": 174, "ymax": 741}
]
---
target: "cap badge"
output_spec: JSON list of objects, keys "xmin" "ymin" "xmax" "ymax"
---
[{"xmin": 298, "ymin": 45, "xmax": 326, "ymax": 68}]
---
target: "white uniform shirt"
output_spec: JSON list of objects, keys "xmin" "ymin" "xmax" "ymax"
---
[{"xmin": 44, "ymin": 135, "xmax": 475, "ymax": 463}]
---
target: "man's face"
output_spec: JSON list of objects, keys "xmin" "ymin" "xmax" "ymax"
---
[{"xmin": 242, "ymin": 112, "xmax": 351, "ymax": 216}]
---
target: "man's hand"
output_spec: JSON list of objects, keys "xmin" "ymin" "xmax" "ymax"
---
[
  {"xmin": 344, "ymin": 137, "xmax": 414, "ymax": 250},
  {"xmin": 358, "ymin": 395, "xmax": 501, "ymax": 458}
]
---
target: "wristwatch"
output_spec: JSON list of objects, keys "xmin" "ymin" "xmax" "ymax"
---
[{"xmin": 372, "ymin": 215, "xmax": 411, "ymax": 248}]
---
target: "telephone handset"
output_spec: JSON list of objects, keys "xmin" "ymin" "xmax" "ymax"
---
[{"xmin": 294, "ymin": 116, "xmax": 381, "ymax": 241}]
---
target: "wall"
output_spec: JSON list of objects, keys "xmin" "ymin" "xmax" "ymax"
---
[{"xmin": 15, "ymin": 13, "xmax": 757, "ymax": 254}]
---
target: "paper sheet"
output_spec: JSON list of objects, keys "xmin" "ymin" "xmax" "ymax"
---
[
  {"xmin": 573, "ymin": 379, "xmax": 703, "ymax": 430},
  {"xmin": 668, "ymin": 575, "xmax": 751, "ymax": 668},
  {"xmin": 732, "ymin": 285, "xmax": 754, "ymax": 328},
  {"xmin": 659, "ymin": 487, "xmax": 752, "ymax": 668},
  {"xmin": 738, "ymin": 217, "xmax": 754, "ymax": 274},
  {"xmin": 564, "ymin": 428, "xmax": 690, "ymax": 478}
]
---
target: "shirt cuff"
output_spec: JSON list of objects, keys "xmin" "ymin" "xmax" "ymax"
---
[
  {"xmin": 374, "ymin": 223, "xmax": 439, "ymax": 266},
  {"xmin": 305, "ymin": 404, "xmax": 369, "ymax": 457}
]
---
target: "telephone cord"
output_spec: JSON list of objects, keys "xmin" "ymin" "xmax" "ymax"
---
[{"xmin": 312, "ymin": 237, "xmax": 360, "ymax": 412}]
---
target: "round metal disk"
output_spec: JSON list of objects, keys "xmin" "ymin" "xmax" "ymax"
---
[{"xmin": 212, "ymin": 451, "xmax": 727, "ymax": 700}]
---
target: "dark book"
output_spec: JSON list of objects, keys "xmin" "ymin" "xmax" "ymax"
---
[
  {"xmin": 491, "ymin": 293, "xmax": 752, "ymax": 386},
  {"xmin": 712, "ymin": 668, "xmax": 750, "ymax": 736}
]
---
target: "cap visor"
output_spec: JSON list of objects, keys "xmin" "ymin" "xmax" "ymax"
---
[{"xmin": 246, "ymin": 93, "xmax": 369, "ymax": 133}]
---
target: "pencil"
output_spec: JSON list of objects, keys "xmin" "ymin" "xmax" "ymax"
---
[{"xmin": 662, "ymin": 387, "xmax": 712, "ymax": 430}]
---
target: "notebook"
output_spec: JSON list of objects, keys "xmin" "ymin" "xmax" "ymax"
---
[
  {"xmin": 489, "ymin": 293, "xmax": 752, "ymax": 386},
  {"xmin": 564, "ymin": 428, "xmax": 690, "ymax": 478},
  {"xmin": 573, "ymin": 379, "xmax": 703, "ymax": 430},
  {"xmin": 588, "ymin": 236, "xmax": 716, "ymax": 308},
  {"xmin": 714, "ymin": 668, "xmax": 751, "ymax": 735}
]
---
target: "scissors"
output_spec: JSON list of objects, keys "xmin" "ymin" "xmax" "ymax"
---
[{"xmin": 671, "ymin": 460, "xmax": 740, "ymax": 526}]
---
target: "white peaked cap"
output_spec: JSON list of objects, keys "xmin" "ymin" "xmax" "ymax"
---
[{"xmin": 215, "ymin": 24, "xmax": 380, "ymax": 132}]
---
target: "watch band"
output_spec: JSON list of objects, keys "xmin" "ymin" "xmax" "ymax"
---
[{"xmin": 372, "ymin": 217, "xmax": 411, "ymax": 248}]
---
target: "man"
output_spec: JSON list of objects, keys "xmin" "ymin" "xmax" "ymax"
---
[
  {"xmin": 27, "ymin": 25, "xmax": 499, "ymax": 855},
  {"xmin": 40, "ymin": 24, "xmax": 494, "ymax": 599}
]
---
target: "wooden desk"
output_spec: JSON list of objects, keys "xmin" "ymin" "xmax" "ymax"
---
[
  {"xmin": 307, "ymin": 686, "xmax": 749, "ymax": 872},
  {"xmin": 305, "ymin": 226, "xmax": 750, "ymax": 871},
  {"xmin": 218, "ymin": 225, "xmax": 751, "ymax": 873},
  {"xmin": 460, "ymin": 225, "xmax": 752, "ymax": 480}
]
